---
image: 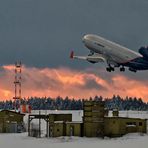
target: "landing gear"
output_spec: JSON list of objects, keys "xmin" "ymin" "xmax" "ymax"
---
[
  {"xmin": 106, "ymin": 67, "xmax": 111, "ymax": 72},
  {"xmin": 106, "ymin": 65, "xmax": 115, "ymax": 72},
  {"xmin": 106, "ymin": 65, "xmax": 126, "ymax": 72},
  {"xmin": 88, "ymin": 51, "xmax": 94, "ymax": 56},
  {"xmin": 120, "ymin": 66, "xmax": 125, "ymax": 72},
  {"xmin": 129, "ymin": 68, "xmax": 137, "ymax": 73}
]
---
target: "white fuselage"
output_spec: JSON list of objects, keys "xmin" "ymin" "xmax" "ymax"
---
[{"xmin": 82, "ymin": 34, "xmax": 142, "ymax": 64}]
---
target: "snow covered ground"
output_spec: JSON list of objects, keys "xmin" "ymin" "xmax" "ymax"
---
[
  {"xmin": 0, "ymin": 110, "xmax": 148, "ymax": 148},
  {"xmin": 0, "ymin": 133, "xmax": 148, "ymax": 148}
]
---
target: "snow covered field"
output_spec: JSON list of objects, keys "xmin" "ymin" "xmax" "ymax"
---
[
  {"xmin": 0, "ymin": 110, "xmax": 148, "ymax": 148},
  {"xmin": 0, "ymin": 133, "xmax": 148, "ymax": 148}
]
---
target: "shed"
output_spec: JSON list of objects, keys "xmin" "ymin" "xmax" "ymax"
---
[
  {"xmin": 0, "ymin": 110, "xmax": 25, "ymax": 133},
  {"xmin": 104, "ymin": 117, "xmax": 147, "ymax": 137}
]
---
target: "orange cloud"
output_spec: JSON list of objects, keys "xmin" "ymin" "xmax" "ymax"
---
[{"xmin": 0, "ymin": 65, "xmax": 148, "ymax": 102}]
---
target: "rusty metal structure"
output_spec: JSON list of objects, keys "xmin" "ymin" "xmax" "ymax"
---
[{"xmin": 13, "ymin": 61, "xmax": 22, "ymax": 111}]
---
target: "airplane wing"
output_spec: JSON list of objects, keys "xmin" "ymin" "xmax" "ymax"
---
[{"xmin": 70, "ymin": 51, "xmax": 105, "ymax": 63}]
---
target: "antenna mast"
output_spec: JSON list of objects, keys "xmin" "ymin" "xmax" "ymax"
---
[{"xmin": 13, "ymin": 61, "xmax": 22, "ymax": 112}]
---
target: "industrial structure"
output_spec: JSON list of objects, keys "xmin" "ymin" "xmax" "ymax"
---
[
  {"xmin": 0, "ymin": 110, "xmax": 24, "ymax": 133},
  {"xmin": 104, "ymin": 117, "xmax": 146, "ymax": 137},
  {"xmin": 13, "ymin": 61, "xmax": 22, "ymax": 111},
  {"xmin": 28, "ymin": 100, "xmax": 147, "ymax": 138},
  {"xmin": 83, "ymin": 101, "xmax": 104, "ymax": 137},
  {"xmin": 12, "ymin": 62, "xmax": 32, "ymax": 114},
  {"xmin": 28, "ymin": 113, "xmax": 72, "ymax": 137}
]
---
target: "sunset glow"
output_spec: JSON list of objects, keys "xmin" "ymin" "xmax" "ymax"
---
[{"xmin": 0, "ymin": 65, "xmax": 148, "ymax": 102}]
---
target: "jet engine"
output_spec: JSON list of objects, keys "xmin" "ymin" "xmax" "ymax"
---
[
  {"xmin": 86, "ymin": 56, "xmax": 104, "ymax": 64},
  {"xmin": 139, "ymin": 46, "xmax": 148, "ymax": 59},
  {"xmin": 87, "ymin": 58, "xmax": 98, "ymax": 64}
]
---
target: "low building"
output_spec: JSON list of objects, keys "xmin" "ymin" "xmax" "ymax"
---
[
  {"xmin": 104, "ymin": 117, "xmax": 147, "ymax": 137},
  {"xmin": 0, "ymin": 110, "xmax": 25, "ymax": 133},
  {"xmin": 48, "ymin": 114, "xmax": 72, "ymax": 137},
  {"xmin": 48, "ymin": 121, "xmax": 83, "ymax": 137},
  {"xmin": 28, "ymin": 113, "xmax": 72, "ymax": 137},
  {"xmin": 28, "ymin": 101, "xmax": 147, "ymax": 138}
]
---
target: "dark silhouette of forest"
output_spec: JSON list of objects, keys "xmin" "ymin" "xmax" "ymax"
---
[{"xmin": 0, "ymin": 95, "xmax": 148, "ymax": 110}]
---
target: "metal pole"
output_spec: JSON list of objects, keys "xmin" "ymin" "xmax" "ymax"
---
[
  {"xmin": 28, "ymin": 115, "xmax": 30, "ymax": 136},
  {"xmin": 39, "ymin": 110, "xmax": 41, "ymax": 138},
  {"xmin": 46, "ymin": 120, "xmax": 49, "ymax": 137}
]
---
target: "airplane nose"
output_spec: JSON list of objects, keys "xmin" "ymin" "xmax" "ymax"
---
[
  {"xmin": 83, "ymin": 34, "xmax": 89, "ymax": 40},
  {"xmin": 82, "ymin": 37, "xmax": 85, "ymax": 43},
  {"xmin": 82, "ymin": 34, "xmax": 90, "ymax": 42}
]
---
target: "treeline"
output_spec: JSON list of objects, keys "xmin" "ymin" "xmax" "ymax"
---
[{"xmin": 0, "ymin": 95, "xmax": 148, "ymax": 110}]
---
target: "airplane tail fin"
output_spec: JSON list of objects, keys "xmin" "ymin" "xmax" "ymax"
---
[
  {"xmin": 70, "ymin": 51, "xmax": 74, "ymax": 59},
  {"xmin": 139, "ymin": 46, "xmax": 148, "ymax": 59},
  {"xmin": 70, "ymin": 51, "xmax": 87, "ymax": 60}
]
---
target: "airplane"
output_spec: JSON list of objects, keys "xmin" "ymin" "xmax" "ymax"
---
[{"xmin": 70, "ymin": 34, "xmax": 148, "ymax": 72}]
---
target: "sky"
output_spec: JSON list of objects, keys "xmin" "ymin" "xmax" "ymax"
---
[{"xmin": 0, "ymin": 0, "xmax": 148, "ymax": 101}]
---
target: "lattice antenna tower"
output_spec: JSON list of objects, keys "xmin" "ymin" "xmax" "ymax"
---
[{"xmin": 13, "ymin": 61, "xmax": 22, "ymax": 111}]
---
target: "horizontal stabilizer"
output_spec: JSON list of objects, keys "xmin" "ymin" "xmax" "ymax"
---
[{"xmin": 70, "ymin": 51, "xmax": 105, "ymax": 62}]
